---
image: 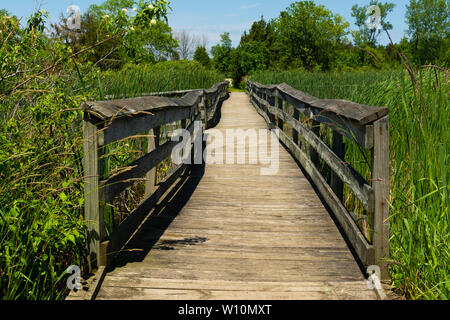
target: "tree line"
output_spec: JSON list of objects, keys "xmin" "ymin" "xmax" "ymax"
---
[
  {"xmin": 195, "ymin": 0, "xmax": 449, "ymax": 88},
  {"xmin": 2, "ymin": 0, "xmax": 447, "ymax": 85}
]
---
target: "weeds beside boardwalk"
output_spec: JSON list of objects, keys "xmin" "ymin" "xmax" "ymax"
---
[{"xmin": 251, "ymin": 69, "xmax": 449, "ymax": 300}]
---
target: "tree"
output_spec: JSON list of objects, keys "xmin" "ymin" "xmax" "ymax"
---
[
  {"xmin": 174, "ymin": 30, "xmax": 195, "ymax": 60},
  {"xmin": 351, "ymin": 1, "xmax": 395, "ymax": 47},
  {"xmin": 211, "ymin": 32, "xmax": 233, "ymax": 74},
  {"xmin": 406, "ymin": 0, "xmax": 449, "ymax": 65},
  {"xmin": 229, "ymin": 49, "xmax": 243, "ymax": 88},
  {"xmin": 240, "ymin": 16, "xmax": 277, "ymax": 69},
  {"xmin": 193, "ymin": 46, "xmax": 210, "ymax": 67},
  {"xmin": 238, "ymin": 41, "xmax": 269, "ymax": 74},
  {"xmin": 274, "ymin": 1, "xmax": 349, "ymax": 70},
  {"xmin": 52, "ymin": 0, "xmax": 177, "ymax": 69}
]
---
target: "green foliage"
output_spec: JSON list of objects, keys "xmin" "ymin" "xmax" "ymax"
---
[
  {"xmin": 52, "ymin": 0, "xmax": 177, "ymax": 70},
  {"xmin": 229, "ymin": 49, "xmax": 243, "ymax": 89},
  {"xmin": 238, "ymin": 41, "xmax": 269, "ymax": 74},
  {"xmin": 211, "ymin": 32, "xmax": 233, "ymax": 74},
  {"xmin": 0, "ymin": 13, "xmax": 94, "ymax": 299},
  {"xmin": 405, "ymin": 0, "xmax": 450, "ymax": 65},
  {"xmin": 351, "ymin": 1, "xmax": 395, "ymax": 47},
  {"xmin": 241, "ymin": 16, "xmax": 275, "ymax": 45},
  {"xmin": 98, "ymin": 60, "xmax": 224, "ymax": 98},
  {"xmin": 0, "ymin": 1, "xmax": 176, "ymax": 300},
  {"xmin": 224, "ymin": 1, "xmax": 448, "ymax": 74},
  {"xmin": 27, "ymin": 10, "xmax": 49, "ymax": 33},
  {"xmin": 273, "ymin": 1, "xmax": 350, "ymax": 71},
  {"xmin": 250, "ymin": 68, "xmax": 449, "ymax": 300},
  {"xmin": 193, "ymin": 46, "xmax": 211, "ymax": 68}
]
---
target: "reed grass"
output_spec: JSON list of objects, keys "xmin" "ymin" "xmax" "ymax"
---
[{"xmin": 97, "ymin": 60, "xmax": 225, "ymax": 99}]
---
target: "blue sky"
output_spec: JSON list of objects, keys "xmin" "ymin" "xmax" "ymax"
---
[{"xmin": 2, "ymin": 0, "xmax": 410, "ymax": 47}]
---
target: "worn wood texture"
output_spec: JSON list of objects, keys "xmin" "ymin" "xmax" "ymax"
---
[
  {"xmin": 248, "ymin": 80, "xmax": 388, "ymax": 125},
  {"xmin": 96, "ymin": 93, "xmax": 377, "ymax": 300},
  {"xmin": 102, "ymin": 120, "xmax": 196, "ymax": 203},
  {"xmin": 260, "ymin": 98, "xmax": 374, "ymax": 212},
  {"xmin": 145, "ymin": 127, "xmax": 160, "ymax": 198},
  {"xmin": 83, "ymin": 81, "xmax": 229, "ymax": 122},
  {"xmin": 83, "ymin": 118, "xmax": 106, "ymax": 269},
  {"xmin": 372, "ymin": 116, "xmax": 390, "ymax": 280},
  {"xmin": 248, "ymin": 80, "xmax": 381, "ymax": 148},
  {"xmin": 330, "ymin": 131, "xmax": 345, "ymax": 201}
]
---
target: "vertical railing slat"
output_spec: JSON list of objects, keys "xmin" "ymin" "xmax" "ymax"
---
[
  {"xmin": 83, "ymin": 118, "xmax": 106, "ymax": 270},
  {"xmin": 372, "ymin": 115, "xmax": 390, "ymax": 280}
]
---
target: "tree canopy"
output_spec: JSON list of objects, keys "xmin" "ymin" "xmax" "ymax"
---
[
  {"xmin": 406, "ymin": 0, "xmax": 449, "ymax": 64},
  {"xmin": 351, "ymin": 1, "xmax": 395, "ymax": 47},
  {"xmin": 273, "ymin": 1, "xmax": 350, "ymax": 70}
]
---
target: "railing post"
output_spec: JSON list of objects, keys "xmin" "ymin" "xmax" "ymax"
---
[
  {"xmin": 193, "ymin": 102, "xmax": 203, "ymax": 165},
  {"xmin": 310, "ymin": 120, "xmax": 320, "ymax": 166},
  {"xmin": 145, "ymin": 127, "xmax": 160, "ymax": 198},
  {"xmin": 371, "ymin": 115, "xmax": 390, "ymax": 280},
  {"xmin": 83, "ymin": 116, "xmax": 106, "ymax": 270},
  {"xmin": 201, "ymin": 91, "xmax": 207, "ymax": 130},
  {"xmin": 266, "ymin": 93, "xmax": 274, "ymax": 124},
  {"xmin": 276, "ymin": 95, "xmax": 284, "ymax": 131},
  {"xmin": 292, "ymin": 108, "xmax": 300, "ymax": 146},
  {"xmin": 330, "ymin": 131, "xmax": 345, "ymax": 200}
]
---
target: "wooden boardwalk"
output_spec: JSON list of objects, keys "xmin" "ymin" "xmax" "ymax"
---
[{"xmin": 95, "ymin": 93, "xmax": 377, "ymax": 300}]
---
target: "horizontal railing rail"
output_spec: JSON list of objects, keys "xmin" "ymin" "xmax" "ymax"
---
[
  {"xmin": 247, "ymin": 79, "xmax": 390, "ymax": 279},
  {"xmin": 82, "ymin": 81, "xmax": 229, "ymax": 269}
]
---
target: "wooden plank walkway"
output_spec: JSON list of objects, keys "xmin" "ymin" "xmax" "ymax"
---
[{"xmin": 96, "ymin": 92, "xmax": 377, "ymax": 300}]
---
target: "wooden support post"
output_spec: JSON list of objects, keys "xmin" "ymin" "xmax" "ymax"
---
[
  {"xmin": 276, "ymin": 96, "xmax": 284, "ymax": 131},
  {"xmin": 310, "ymin": 120, "xmax": 320, "ymax": 166},
  {"xmin": 192, "ymin": 105, "xmax": 203, "ymax": 165},
  {"xmin": 371, "ymin": 116, "xmax": 390, "ymax": 280},
  {"xmin": 293, "ymin": 108, "xmax": 300, "ymax": 146},
  {"xmin": 145, "ymin": 127, "xmax": 160, "ymax": 198},
  {"xmin": 330, "ymin": 131, "xmax": 345, "ymax": 201},
  {"xmin": 83, "ymin": 118, "xmax": 106, "ymax": 270},
  {"xmin": 180, "ymin": 118, "xmax": 188, "ymax": 163},
  {"xmin": 202, "ymin": 94, "xmax": 207, "ymax": 130},
  {"xmin": 266, "ymin": 94, "xmax": 275, "ymax": 124}
]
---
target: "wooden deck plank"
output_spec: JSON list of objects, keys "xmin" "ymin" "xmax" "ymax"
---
[{"xmin": 96, "ymin": 92, "xmax": 376, "ymax": 300}]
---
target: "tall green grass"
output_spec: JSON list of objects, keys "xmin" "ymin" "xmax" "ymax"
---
[
  {"xmin": 251, "ymin": 69, "xmax": 449, "ymax": 300},
  {"xmin": 98, "ymin": 60, "xmax": 225, "ymax": 99}
]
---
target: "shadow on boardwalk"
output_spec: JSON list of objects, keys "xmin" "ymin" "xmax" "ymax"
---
[{"xmin": 109, "ymin": 163, "xmax": 206, "ymax": 271}]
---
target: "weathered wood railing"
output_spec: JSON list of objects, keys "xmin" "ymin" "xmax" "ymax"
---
[
  {"xmin": 247, "ymin": 79, "xmax": 390, "ymax": 279},
  {"xmin": 82, "ymin": 81, "xmax": 229, "ymax": 269}
]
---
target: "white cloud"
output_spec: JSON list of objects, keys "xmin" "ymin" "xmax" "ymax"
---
[{"xmin": 240, "ymin": 3, "xmax": 259, "ymax": 10}]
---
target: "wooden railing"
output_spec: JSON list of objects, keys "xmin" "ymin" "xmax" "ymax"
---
[
  {"xmin": 81, "ymin": 81, "xmax": 229, "ymax": 269},
  {"xmin": 247, "ymin": 79, "xmax": 390, "ymax": 279}
]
